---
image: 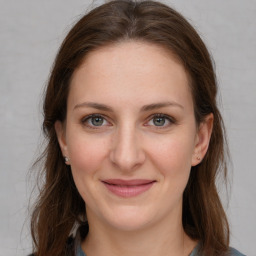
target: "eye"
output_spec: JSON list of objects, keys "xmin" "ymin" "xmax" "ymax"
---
[
  {"xmin": 147, "ymin": 114, "xmax": 175, "ymax": 128},
  {"xmin": 152, "ymin": 116, "xmax": 166, "ymax": 126},
  {"xmin": 81, "ymin": 114, "xmax": 110, "ymax": 128}
]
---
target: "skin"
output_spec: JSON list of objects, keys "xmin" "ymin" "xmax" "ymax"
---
[{"xmin": 55, "ymin": 41, "xmax": 213, "ymax": 256}]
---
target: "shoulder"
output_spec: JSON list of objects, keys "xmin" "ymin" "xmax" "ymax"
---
[
  {"xmin": 229, "ymin": 247, "xmax": 246, "ymax": 256},
  {"xmin": 28, "ymin": 223, "xmax": 89, "ymax": 256},
  {"xmin": 191, "ymin": 243, "xmax": 245, "ymax": 256},
  {"xmin": 27, "ymin": 236, "xmax": 76, "ymax": 256}
]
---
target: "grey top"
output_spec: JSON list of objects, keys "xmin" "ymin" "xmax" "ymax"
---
[
  {"xmin": 77, "ymin": 244, "xmax": 86, "ymax": 256},
  {"xmin": 189, "ymin": 244, "xmax": 245, "ymax": 256},
  {"xmin": 75, "ymin": 224, "xmax": 245, "ymax": 256},
  {"xmin": 76, "ymin": 243, "xmax": 245, "ymax": 256},
  {"xmin": 76, "ymin": 245, "xmax": 201, "ymax": 256}
]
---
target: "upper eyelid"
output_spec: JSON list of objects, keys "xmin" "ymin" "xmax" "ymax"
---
[
  {"xmin": 81, "ymin": 114, "xmax": 111, "ymax": 125},
  {"xmin": 82, "ymin": 113, "xmax": 108, "ymax": 121},
  {"xmin": 144, "ymin": 114, "xmax": 177, "ymax": 130},
  {"xmin": 146, "ymin": 113, "xmax": 175, "ymax": 122}
]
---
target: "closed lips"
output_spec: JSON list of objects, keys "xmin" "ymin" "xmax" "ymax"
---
[
  {"xmin": 101, "ymin": 179, "xmax": 156, "ymax": 198},
  {"xmin": 101, "ymin": 179, "xmax": 156, "ymax": 186}
]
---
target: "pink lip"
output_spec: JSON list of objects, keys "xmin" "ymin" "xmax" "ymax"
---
[{"xmin": 102, "ymin": 179, "xmax": 156, "ymax": 198}]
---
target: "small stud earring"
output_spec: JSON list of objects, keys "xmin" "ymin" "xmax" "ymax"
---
[
  {"xmin": 196, "ymin": 156, "xmax": 201, "ymax": 161},
  {"xmin": 64, "ymin": 156, "xmax": 70, "ymax": 164}
]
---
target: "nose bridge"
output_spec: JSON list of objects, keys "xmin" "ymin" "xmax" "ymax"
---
[{"xmin": 110, "ymin": 122, "xmax": 145, "ymax": 171}]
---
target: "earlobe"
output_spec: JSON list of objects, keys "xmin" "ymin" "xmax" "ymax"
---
[
  {"xmin": 192, "ymin": 113, "xmax": 213, "ymax": 166},
  {"xmin": 54, "ymin": 121, "xmax": 68, "ymax": 156}
]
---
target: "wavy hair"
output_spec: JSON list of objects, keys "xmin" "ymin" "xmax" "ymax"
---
[{"xmin": 30, "ymin": 1, "xmax": 229, "ymax": 255}]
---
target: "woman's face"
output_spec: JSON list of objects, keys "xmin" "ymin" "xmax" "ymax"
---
[{"xmin": 56, "ymin": 41, "xmax": 212, "ymax": 231}]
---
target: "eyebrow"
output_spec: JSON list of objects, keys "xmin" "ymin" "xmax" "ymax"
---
[
  {"xmin": 73, "ymin": 101, "xmax": 184, "ymax": 112},
  {"xmin": 74, "ymin": 102, "xmax": 113, "ymax": 112},
  {"xmin": 141, "ymin": 102, "xmax": 184, "ymax": 111}
]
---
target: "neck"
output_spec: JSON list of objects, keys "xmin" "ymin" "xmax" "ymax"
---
[{"xmin": 82, "ymin": 208, "xmax": 197, "ymax": 256}]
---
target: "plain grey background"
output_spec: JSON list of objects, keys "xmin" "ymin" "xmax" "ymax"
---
[{"xmin": 0, "ymin": 0, "xmax": 255, "ymax": 255}]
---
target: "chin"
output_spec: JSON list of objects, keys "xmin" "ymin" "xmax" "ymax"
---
[
  {"xmin": 102, "ymin": 207, "xmax": 154, "ymax": 232},
  {"xmin": 109, "ymin": 219, "xmax": 151, "ymax": 232}
]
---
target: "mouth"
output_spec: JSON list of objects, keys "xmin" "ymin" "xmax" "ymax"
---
[{"xmin": 101, "ymin": 179, "xmax": 156, "ymax": 198}]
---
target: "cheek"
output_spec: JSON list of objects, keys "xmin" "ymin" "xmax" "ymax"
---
[
  {"xmin": 152, "ymin": 135, "xmax": 194, "ymax": 171},
  {"xmin": 151, "ymin": 138, "xmax": 194, "ymax": 207},
  {"xmin": 67, "ymin": 133, "xmax": 109, "ymax": 203},
  {"xmin": 67, "ymin": 133, "xmax": 108, "ymax": 176},
  {"xmin": 147, "ymin": 133, "xmax": 195, "ymax": 193}
]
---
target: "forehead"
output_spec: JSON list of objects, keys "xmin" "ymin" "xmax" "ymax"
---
[{"xmin": 68, "ymin": 41, "xmax": 193, "ymax": 112}]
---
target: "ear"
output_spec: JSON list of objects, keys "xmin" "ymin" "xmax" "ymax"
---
[
  {"xmin": 191, "ymin": 113, "xmax": 213, "ymax": 166},
  {"xmin": 55, "ymin": 120, "xmax": 69, "ymax": 163}
]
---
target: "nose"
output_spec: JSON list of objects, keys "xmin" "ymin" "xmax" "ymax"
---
[{"xmin": 109, "ymin": 125, "xmax": 146, "ymax": 172}]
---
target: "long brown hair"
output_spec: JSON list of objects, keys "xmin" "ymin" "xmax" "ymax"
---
[{"xmin": 30, "ymin": 1, "xmax": 229, "ymax": 255}]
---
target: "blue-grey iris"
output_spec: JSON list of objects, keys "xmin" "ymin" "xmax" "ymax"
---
[
  {"xmin": 92, "ymin": 116, "xmax": 104, "ymax": 126},
  {"xmin": 153, "ymin": 117, "xmax": 165, "ymax": 126}
]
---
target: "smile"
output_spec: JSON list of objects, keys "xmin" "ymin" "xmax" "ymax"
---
[{"xmin": 101, "ymin": 179, "xmax": 156, "ymax": 198}]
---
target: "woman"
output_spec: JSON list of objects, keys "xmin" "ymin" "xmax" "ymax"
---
[{"xmin": 30, "ymin": 1, "xmax": 244, "ymax": 255}]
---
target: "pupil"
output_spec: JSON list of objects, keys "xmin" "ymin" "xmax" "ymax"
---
[
  {"xmin": 153, "ymin": 117, "xmax": 165, "ymax": 126},
  {"xmin": 92, "ymin": 117, "xmax": 103, "ymax": 126}
]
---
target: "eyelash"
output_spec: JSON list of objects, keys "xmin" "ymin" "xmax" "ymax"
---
[
  {"xmin": 81, "ymin": 113, "xmax": 176, "ymax": 129},
  {"xmin": 81, "ymin": 114, "xmax": 110, "ymax": 129},
  {"xmin": 146, "ymin": 113, "xmax": 176, "ymax": 128}
]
